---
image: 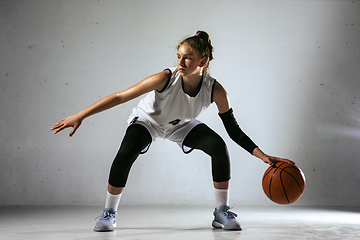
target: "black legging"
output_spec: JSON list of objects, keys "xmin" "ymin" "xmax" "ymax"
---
[{"xmin": 108, "ymin": 123, "xmax": 231, "ymax": 187}]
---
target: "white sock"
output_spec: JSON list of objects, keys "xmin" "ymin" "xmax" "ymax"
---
[
  {"xmin": 104, "ymin": 191, "xmax": 122, "ymax": 211},
  {"xmin": 214, "ymin": 188, "xmax": 229, "ymax": 209}
]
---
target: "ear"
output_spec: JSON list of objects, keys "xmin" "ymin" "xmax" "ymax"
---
[{"xmin": 199, "ymin": 57, "xmax": 208, "ymax": 67}]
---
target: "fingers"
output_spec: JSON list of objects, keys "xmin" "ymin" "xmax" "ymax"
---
[
  {"xmin": 51, "ymin": 124, "xmax": 62, "ymax": 132},
  {"xmin": 51, "ymin": 123, "xmax": 59, "ymax": 131},
  {"xmin": 274, "ymin": 158, "xmax": 295, "ymax": 166},
  {"xmin": 53, "ymin": 125, "xmax": 65, "ymax": 134},
  {"xmin": 51, "ymin": 119, "xmax": 69, "ymax": 135},
  {"xmin": 51, "ymin": 119, "xmax": 65, "ymax": 131},
  {"xmin": 286, "ymin": 159, "xmax": 296, "ymax": 165},
  {"xmin": 278, "ymin": 157, "xmax": 295, "ymax": 165},
  {"xmin": 69, "ymin": 124, "xmax": 80, "ymax": 137},
  {"xmin": 265, "ymin": 156, "xmax": 296, "ymax": 166}
]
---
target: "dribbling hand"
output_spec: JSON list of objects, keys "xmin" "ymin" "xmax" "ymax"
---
[{"xmin": 262, "ymin": 155, "xmax": 295, "ymax": 166}]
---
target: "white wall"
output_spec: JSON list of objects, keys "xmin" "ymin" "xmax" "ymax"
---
[{"xmin": 1, "ymin": 0, "xmax": 359, "ymax": 206}]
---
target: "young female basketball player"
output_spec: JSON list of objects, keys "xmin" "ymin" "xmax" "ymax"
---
[{"xmin": 51, "ymin": 31, "xmax": 295, "ymax": 231}]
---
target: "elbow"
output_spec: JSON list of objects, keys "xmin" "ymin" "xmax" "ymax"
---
[
  {"xmin": 228, "ymin": 133, "xmax": 238, "ymax": 142},
  {"xmin": 228, "ymin": 130, "xmax": 246, "ymax": 141},
  {"xmin": 114, "ymin": 93, "xmax": 123, "ymax": 105}
]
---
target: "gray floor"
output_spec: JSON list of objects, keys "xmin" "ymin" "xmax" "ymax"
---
[{"xmin": 0, "ymin": 205, "xmax": 359, "ymax": 240}]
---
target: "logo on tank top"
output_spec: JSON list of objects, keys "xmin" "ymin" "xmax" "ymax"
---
[
  {"xmin": 169, "ymin": 119, "xmax": 181, "ymax": 126},
  {"xmin": 129, "ymin": 116, "xmax": 139, "ymax": 124}
]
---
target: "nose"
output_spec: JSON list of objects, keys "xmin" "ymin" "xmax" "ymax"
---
[{"xmin": 178, "ymin": 57, "xmax": 185, "ymax": 67}]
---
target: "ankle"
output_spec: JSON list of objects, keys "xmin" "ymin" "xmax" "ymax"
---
[
  {"xmin": 214, "ymin": 188, "xmax": 229, "ymax": 209},
  {"xmin": 105, "ymin": 192, "xmax": 122, "ymax": 211}
]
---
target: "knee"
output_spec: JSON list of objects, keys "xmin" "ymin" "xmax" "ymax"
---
[
  {"xmin": 204, "ymin": 135, "xmax": 229, "ymax": 159},
  {"xmin": 112, "ymin": 146, "xmax": 140, "ymax": 168},
  {"xmin": 118, "ymin": 144, "xmax": 141, "ymax": 158}
]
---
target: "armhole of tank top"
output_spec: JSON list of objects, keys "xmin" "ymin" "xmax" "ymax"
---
[
  {"xmin": 157, "ymin": 68, "xmax": 172, "ymax": 93},
  {"xmin": 211, "ymin": 79, "xmax": 217, "ymax": 103}
]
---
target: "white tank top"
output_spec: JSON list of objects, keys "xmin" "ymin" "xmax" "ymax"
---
[{"xmin": 130, "ymin": 67, "xmax": 216, "ymax": 128}]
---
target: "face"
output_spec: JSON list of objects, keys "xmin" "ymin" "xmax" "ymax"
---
[{"xmin": 177, "ymin": 43, "xmax": 205, "ymax": 77}]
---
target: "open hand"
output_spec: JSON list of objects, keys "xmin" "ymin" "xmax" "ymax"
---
[{"xmin": 51, "ymin": 114, "xmax": 82, "ymax": 137}]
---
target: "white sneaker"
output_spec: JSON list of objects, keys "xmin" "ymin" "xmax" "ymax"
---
[
  {"xmin": 212, "ymin": 205, "xmax": 242, "ymax": 230},
  {"xmin": 94, "ymin": 208, "xmax": 117, "ymax": 232}
]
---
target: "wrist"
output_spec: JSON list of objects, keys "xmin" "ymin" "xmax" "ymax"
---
[
  {"xmin": 75, "ymin": 111, "xmax": 86, "ymax": 121},
  {"xmin": 253, "ymin": 147, "xmax": 268, "ymax": 160}
]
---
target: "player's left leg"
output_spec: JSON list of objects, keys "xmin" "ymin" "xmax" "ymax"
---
[{"xmin": 183, "ymin": 124, "xmax": 241, "ymax": 230}]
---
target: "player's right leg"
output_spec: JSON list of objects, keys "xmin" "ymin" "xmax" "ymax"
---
[{"xmin": 94, "ymin": 124, "xmax": 151, "ymax": 232}]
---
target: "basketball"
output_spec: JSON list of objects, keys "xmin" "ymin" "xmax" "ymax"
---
[{"xmin": 262, "ymin": 162, "xmax": 305, "ymax": 204}]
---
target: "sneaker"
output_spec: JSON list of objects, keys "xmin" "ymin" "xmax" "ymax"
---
[
  {"xmin": 94, "ymin": 208, "xmax": 117, "ymax": 232},
  {"xmin": 212, "ymin": 205, "xmax": 242, "ymax": 230}
]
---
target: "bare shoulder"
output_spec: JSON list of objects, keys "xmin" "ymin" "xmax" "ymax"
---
[
  {"xmin": 213, "ymin": 81, "xmax": 227, "ymax": 96},
  {"xmin": 213, "ymin": 81, "xmax": 231, "ymax": 114},
  {"xmin": 133, "ymin": 69, "xmax": 170, "ymax": 91},
  {"xmin": 146, "ymin": 69, "xmax": 170, "ymax": 91},
  {"xmin": 154, "ymin": 69, "xmax": 171, "ymax": 80},
  {"xmin": 116, "ymin": 70, "xmax": 170, "ymax": 103}
]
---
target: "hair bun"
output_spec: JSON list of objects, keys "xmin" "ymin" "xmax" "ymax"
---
[{"xmin": 196, "ymin": 31, "xmax": 210, "ymax": 43}]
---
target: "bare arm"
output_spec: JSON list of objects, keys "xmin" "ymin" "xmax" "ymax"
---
[
  {"xmin": 75, "ymin": 70, "xmax": 169, "ymax": 119},
  {"xmin": 51, "ymin": 70, "xmax": 169, "ymax": 136},
  {"xmin": 213, "ymin": 81, "xmax": 295, "ymax": 166},
  {"xmin": 212, "ymin": 81, "xmax": 231, "ymax": 114}
]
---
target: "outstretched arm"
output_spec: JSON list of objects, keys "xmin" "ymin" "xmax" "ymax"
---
[
  {"xmin": 51, "ymin": 70, "xmax": 170, "ymax": 136},
  {"xmin": 212, "ymin": 81, "xmax": 295, "ymax": 166}
]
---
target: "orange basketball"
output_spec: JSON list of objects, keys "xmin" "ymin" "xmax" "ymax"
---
[{"xmin": 262, "ymin": 162, "xmax": 305, "ymax": 204}]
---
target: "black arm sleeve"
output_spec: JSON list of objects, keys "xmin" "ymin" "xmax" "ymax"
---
[{"xmin": 219, "ymin": 108, "xmax": 258, "ymax": 155}]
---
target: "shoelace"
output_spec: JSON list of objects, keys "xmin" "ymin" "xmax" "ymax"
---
[
  {"xmin": 95, "ymin": 210, "xmax": 116, "ymax": 220},
  {"xmin": 215, "ymin": 206, "xmax": 238, "ymax": 219}
]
